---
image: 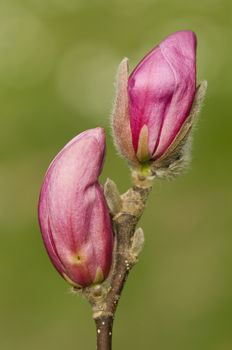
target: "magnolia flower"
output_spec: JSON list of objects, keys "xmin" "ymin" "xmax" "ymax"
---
[
  {"xmin": 38, "ymin": 128, "xmax": 113, "ymax": 287},
  {"xmin": 112, "ymin": 30, "xmax": 207, "ymax": 176}
]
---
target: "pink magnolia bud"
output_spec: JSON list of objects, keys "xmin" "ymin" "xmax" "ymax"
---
[
  {"xmin": 129, "ymin": 30, "xmax": 196, "ymax": 161},
  {"xmin": 112, "ymin": 31, "xmax": 207, "ymax": 174},
  {"xmin": 38, "ymin": 128, "xmax": 113, "ymax": 288}
]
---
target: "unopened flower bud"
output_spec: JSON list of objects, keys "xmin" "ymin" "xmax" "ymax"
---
[
  {"xmin": 112, "ymin": 30, "xmax": 207, "ymax": 177},
  {"xmin": 38, "ymin": 128, "xmax": 113, "ymax": 288}
]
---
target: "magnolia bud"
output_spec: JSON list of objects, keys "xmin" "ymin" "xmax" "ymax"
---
[
  {"xmin": 38, "ymin": 128, "xmax": 113, "ymax": 288},
  {"xmin": 112, "ymin": 30, "xmax": 207, "ymax": 177}
]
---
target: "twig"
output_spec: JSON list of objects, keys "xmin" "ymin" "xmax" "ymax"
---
[{"xmin": 80, "ymin": 173, "xmax": 154, "ymax": 349}]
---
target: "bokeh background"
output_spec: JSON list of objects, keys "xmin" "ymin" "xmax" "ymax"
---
[{"xmin": 0, "ymin": 0, "xmax": 232, "ymax": 349}]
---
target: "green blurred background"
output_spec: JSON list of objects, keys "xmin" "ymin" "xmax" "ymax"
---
[{"xmin": 0, "ymin": 0, "xmax": 231, "ymax": 349}]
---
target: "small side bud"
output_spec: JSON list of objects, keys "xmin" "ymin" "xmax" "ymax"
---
[
  {"xmin": 130, "ymin": 227, "xmax": 145, "ymax": 262},
  {"xmin": 104, "ymin": 178, "xmax": 122, "ymax": 216}
]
